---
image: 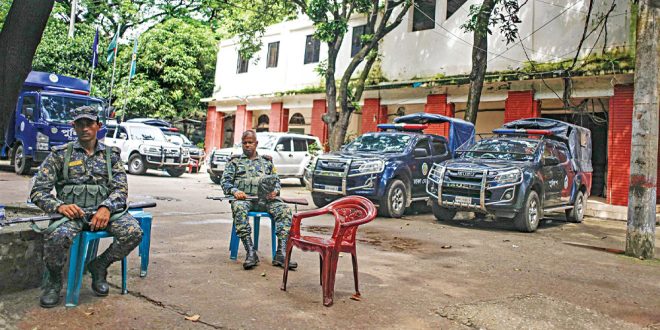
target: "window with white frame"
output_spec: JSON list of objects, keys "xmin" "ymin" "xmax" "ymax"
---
[
  {"xmin": 266, "ymin": 41, "xmax": 279, "ymax": 68},
  {"xmin": 304, "ymin": 35, "xmax": 320, "ymax": 64},
  {"xmin": 446, "ymin": 0, "xmax": 467, "ymax": 19},
  {"xmin": 412, "ymin": 0, "xmax": 436, "ymax": 32},
  {"xmin": 236, "ymin": 52, "xmax": 249, "ymax": 73}
]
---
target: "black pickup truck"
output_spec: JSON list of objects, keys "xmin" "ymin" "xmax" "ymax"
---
[{"xmin": 426, "ymin": 118, "xmax": 592, "ymax": 232}]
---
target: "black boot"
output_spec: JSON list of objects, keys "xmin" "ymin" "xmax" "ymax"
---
[
  {"xmin": 272, "ymin": 238, "xmax": 297, "ymax": 270},
  {"xmin": 40, "ymin": 270, "xmax": 62, "ymax": 308},
  {"xmin": 87, "ymin": 255, "xmax": 111, "ymax": 296},
  {"xmin": 242, "ymin": 237, "xmax": 259, "ymax": 270}
]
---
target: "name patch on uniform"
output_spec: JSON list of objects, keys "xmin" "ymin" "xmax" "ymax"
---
[{"xmin": 68, "ymin": 160, "xmax": 83, "ymax": 167}]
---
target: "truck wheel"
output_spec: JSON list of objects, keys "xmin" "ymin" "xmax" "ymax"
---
[
  {"xmin": 210, "ymin": 174, "xmax": 222, "ymax": 184},
  {"xmin": 379, "ymin": 179, "xmax": 407, "ymax": 218},
  {"xmin": 166, "ymin": 168, "xmax": 186, "ymax": 177},
  {"xmin": 513, "ymin": 190, "xmax": 541, "ymax": 232},
  {"xmin": 431, "ymin": 202, "xmax": 456, "ymax": 222},
  {"xmin": 128, "ymin": 154, "xmax": 147, "ymax": 175},
  {"xmin": 565, "ymin": 191, "xmax": 586, "ymax": 223},
  {"xmin": 312, "ymin": 192, "xmax": 331, "ymax": 208},
  {"xmin": 13, "ymin": 144, "xmax": 32, "ymax": 175}
]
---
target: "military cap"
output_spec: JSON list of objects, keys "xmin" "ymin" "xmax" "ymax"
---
[{"xmin": 72, "ymin": 105, "xmax": 99, "ymax": 122}]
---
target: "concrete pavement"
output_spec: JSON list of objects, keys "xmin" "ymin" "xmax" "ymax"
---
[{"xmin": 0, "ymin": 166, "xmax": 658, "ymax": 329}]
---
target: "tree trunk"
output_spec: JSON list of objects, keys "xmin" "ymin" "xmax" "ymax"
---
[
  {"xmin": 625, "ymin": 0, "xmax": 659, "ymax": 259},
  {"xmin": 464, "ymin": 0, "xmax": 496, "ymax": 124},
  {"xmin": 323, "ymin": 44, "xmax": 340, "ymax": 150},
  {"xmin": 0, "ymin": 0, "xmax": 54, "ymax": 145}
]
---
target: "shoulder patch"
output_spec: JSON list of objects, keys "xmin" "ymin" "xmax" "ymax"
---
[{"xmin": 261, "ymin": 155, "xmax": 272, "ymax": 161}]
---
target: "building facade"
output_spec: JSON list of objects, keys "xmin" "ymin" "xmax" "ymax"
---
[{"xmin": 203, "ymin": 0, "xmax": 652, "ymax": 206}]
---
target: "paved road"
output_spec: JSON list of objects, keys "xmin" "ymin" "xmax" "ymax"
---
[{"xmin": 0, "ymin": 166, "xmax": 659, "ymax": 329}]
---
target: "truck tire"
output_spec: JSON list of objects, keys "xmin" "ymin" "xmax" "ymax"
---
[
  {"xmin": 166, "ymin": 168, "xmax": 186, "ymax": 177},
  {"xmin": 565, "ymin": 191, "xmax": 586, "ymax": 223},
  {"xmin": 128, "ymin": 154, "xmax": 147, "ymax": 175},
  {"xmin": 210, "ymin": 174, "xmax": 222, "ymax": 184},
  {"xmin": 379, "ymin": 179, "xmax": 407, "ymax": 218},
  {"xmin": 513, "ymin": 190, "xmax": 541, "ymax": 232},
  {"xmin": 13, "ymin": 144, "xmax": 32, "ymax": 175},
  {"xmin": 431, "ymin": 202, "xmax": 456, "ymax": 221},
  {"xmin": 312, "ymin": 192, "xmax": 331, "ymax": 208}
]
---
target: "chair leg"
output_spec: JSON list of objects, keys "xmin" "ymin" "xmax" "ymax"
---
[
  {"xmin": 322, "ymin": 251, "xmax": 339, "ymax": 307},
  {"xmin": 280, "ymin": 241, "xmax": 294, "ymax": 291},
  {"xmin": 69, "ymin": 233, "xmax": 91, "ymax": 307},
  {"xmin": 121, "ymin": 255, "xmax": 128, "ymax": 294},
  {"xmin": 229, "ymin": 222, "xmax": 240, "ymax": 260},
  {"xmin": 65, "ymin": 233, "xmax": 83, "ymax": 307},
  {"xmin": 319, "ymin": 255, "xmax": 323, "ymax": 286},
  {"xmin": 139, "ymin": 215, "xmax": 152, "ymax": 277},
  {"xmin": 270, "ymin": 217, "xmax": 277, "ymax": 261},
  {"xmin": 351, "ymin": 252, "xmax": 360, "ymax": 297},
  {"xmin": 253, "ymin": 216, "xmax": 260, "ymax": 251}
]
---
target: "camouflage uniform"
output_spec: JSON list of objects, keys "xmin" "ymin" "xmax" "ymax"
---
[
  {"xmin": 220, "ymin": 154, "xmax": 292, "ymax": 242},
  {"xmin": 30, "ymin": 141, "xmax": 143, "ymax": 274}
]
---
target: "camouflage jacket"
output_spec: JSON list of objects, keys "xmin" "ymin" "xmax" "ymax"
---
[
  {"xmin": 30, "ymin": 141, "xmax": 128, "ymax": 214},
  {"xmin": 220, "ymin": 153, "xmax": 281, "ymax": 196}
]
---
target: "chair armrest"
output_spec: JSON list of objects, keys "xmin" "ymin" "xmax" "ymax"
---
[
  {"xmin": 290, "ymin": 207, "xmax": 330, "ymax": 237},
  {"xmin": 339, "ymin": 206, "xmax": 377, "ymax": 228}
]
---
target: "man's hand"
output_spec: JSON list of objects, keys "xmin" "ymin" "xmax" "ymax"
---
[
  {"xmin": 57, "ymin": 204, "xmax": 85, "ymax": 219},
  {"xmin": 266, "ymin": 191, "xmax": 277, "ymax": 200},
  {"xmin": 233, "ymin": 191, "xmax": 247, "ymax": 200},
  {"xmin": 90, "ymin": 206, "xmax": 111, "ymax": 231}
]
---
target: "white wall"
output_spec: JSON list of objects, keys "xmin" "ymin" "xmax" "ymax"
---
[{"xmin": 211, "ymin": 0, "xmax": 630, "ymax": 101}]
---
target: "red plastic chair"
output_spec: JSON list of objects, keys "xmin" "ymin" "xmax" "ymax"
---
[{"xmin": 280, "ymin": 196, "xmax": 377, "ymax": 306}]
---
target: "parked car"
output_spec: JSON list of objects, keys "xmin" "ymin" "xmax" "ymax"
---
[
  {"xmin": 104, "ymin": 121, "xmax": 190, "ymax": 177},
  {"xmin": 207, "ymin": 132, "xmax": 322, "ymax": 185},
  {"xmin": 164, "ymin": 131, "xmax": 205, "ymax": 169},
  {"xmin": 306, "ymin": 113, "xmax": 475, "ymax": 218},
  {"xmin": 426, "ymin": 118, "xmax": 592, "ymax": 232}
]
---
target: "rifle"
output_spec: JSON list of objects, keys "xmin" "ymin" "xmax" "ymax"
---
[
  {"xmin": 0, "ymin": 201, "xmax": 157, "ymax": 229},
  {"xmin": 206, "ymin": 195, "xmax": 309, "ymax": 206}
]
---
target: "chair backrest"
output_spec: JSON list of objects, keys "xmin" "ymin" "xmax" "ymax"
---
[{"xmin": 327, "ymin": 196, "xmax": 377, "ymax": 247}]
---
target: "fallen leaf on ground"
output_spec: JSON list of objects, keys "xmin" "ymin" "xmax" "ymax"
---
[
  {"xmin": 84, "ymin": 312, "xmax": 94, "ymax": 316},
  {"xmin": 512, "ymin": 245, "xmax": 519, "ymax": 248},
  {"xmin": 441, "ymin": 245, "xmax": 452, "ymax": 249},
  {"xmin": 503, "ymin": 239, "xmax": 510, "ymax": 242},
  {"xmin": 185, "ymin": 315, "xmax": 200, "ymax": 322},
  {"xmin": 350, "ymin": 294, "xmax": 361, "ymax": 301},
  {"xmin": 261, "ymin": 272, "xmax": 266, "ymax": 277}
]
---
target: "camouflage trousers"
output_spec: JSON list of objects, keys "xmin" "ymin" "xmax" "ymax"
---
[
  {"xmin": 231, "ymin": 199, "xmax": 292, "ymax": 242},
  {"xmin": 43, "ymin": 213, "xmax": 143, "ymax": 273}
]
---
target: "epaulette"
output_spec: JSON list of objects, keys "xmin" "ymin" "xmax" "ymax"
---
[
  {"xmin": 51, "ymin": 143, "xmax": 69, "ymax": 152},
  {"xmin": 261, "ymin": 154, "xmax": 272, "ymax": 161}
]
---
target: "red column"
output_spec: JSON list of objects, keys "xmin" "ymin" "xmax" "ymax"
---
[
  {"xmin": 504, "ymin": 90, "xmax": 540, "ymax": 123},
  {"xmin": 270, "ymin": 102, "xmax": 289, "ymax": 132},
  {"xmin": 204, "ymin": 106, "xmax": 217, "ymax": 155},
  {"xmin": 311, "ymin": 99, "xmax": 328, "ymax": 145},
  {"xmin": 214, "ymin": 112, "xmax": 224, "ymax": 150},
  {"xmin": 424, "ymin": 94, "xmax": 453, "ymax": 136},
  {"xmin": 234, "ymin": 105, "xmax": 250, "ymax": 144},
  {"xmin": 361, "ymin": 98, "xmax": 384, "ymax": 134},
  {"xmin": 607, "ymin": 85, "xmax": 634, "ymax": 206}
]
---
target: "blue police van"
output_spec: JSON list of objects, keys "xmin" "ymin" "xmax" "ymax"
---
[
  {"xmin": 305, "ymin": 113, "xmax": 475, "ymax": 218},
  {"xmin": 1, "ymin": 72, "xmax": 106, "ymax": 174}
]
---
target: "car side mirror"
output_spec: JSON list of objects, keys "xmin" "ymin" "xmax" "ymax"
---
[
  {"xmin": 118, "ymin": 132, "xmax": 128, "ymax": 140},
  {"xmin": 414, "ymin": 148, "xmax": 428, "ymax": 158},
  {"xmin": 543, "ymin": 156, "xmax": 559, "ymax": 166},
  {"xmin": 26, "ymin": 108, "xmax": 34, "ymax": 119},
  {"xmin": 276, "ymin": 144, "xmax": 284, "ymax": 152}
]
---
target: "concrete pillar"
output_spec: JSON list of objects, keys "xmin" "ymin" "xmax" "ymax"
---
[
  {"xmin": 311, "ymin": 99, "xmax": 328, "ymax": 145},
  {"xmin": 204, "ymin": 106, "xmax": 223, "ymax": 155},
  {"xmin": 234, "ymin": 105, "xmax": 251, "ymax": 144},
  {"xmin": 270, "ymin": 102, "xmax": 289, "ymax": 132},
  {"xmin": 424, "ymin": 94, "xmax": 453, "ymax": 136},
  {"xmin": 361, "ymin": 98, "xmax": 385, "ymax": 134},
  {"xmin": 504, "ymin": 90, "xmax": 540, "ymax": 123},
  {"xmin": 607, "ymin": 85, "xmax": 634, "ymax": 206}
]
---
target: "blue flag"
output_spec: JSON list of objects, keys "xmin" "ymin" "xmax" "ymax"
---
[
  {"xmin": 129, "ymin": 37, "xmax": 138, "ymax": 78},
  {"xmin": 91, "ymin": 28, "xmax": 99, "ymax": 68}
]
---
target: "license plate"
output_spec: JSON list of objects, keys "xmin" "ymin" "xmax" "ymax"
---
[
  {"xmin": 455, "ymin": 196, "xmax": 473, "ymax": 204},
  {"xmin": 166, "ymin": 158, "xmax": 175, "ymax": 164},
  {"xmin": 324, "ymin": 185, "xmax": 340, "ymax": 192}
]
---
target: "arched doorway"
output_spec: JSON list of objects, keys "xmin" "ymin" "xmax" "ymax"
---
[
  {"xmin": 222, "ymin": 115, "xmax": 235, "ymax": 148},
  {"xmin": 257, "ymin": 114, "xmax": 269, "ymax": 132},
  {"xmin": 289, "ymin": 113, "xmax": 306, "ymax": 134}
]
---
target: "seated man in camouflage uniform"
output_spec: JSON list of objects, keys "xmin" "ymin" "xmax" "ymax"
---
[
  {"xmin": 30, "ymin": 106, "xmax": 143, "ymax": 308},
  {"xmin": 221, "ymin": 130, "xmax": 297, "ymax": 270}
]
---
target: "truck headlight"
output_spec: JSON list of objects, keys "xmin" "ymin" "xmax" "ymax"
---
[
  {"xmin": 350, "ymin": 159, "xmax": 384, "ymax": 175},
  {"xmin": 140, "ymin": 145, "xmax": 160, "ymax": 154},
  {"xmin": 36, "ymin": 132, "xmax": 49, "ymax": 150},
  {"xmin": 493, "ymin": 169, "xmax": 521, "ymax": 184}
]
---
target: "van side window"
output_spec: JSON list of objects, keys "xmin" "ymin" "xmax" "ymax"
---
[
  {"xmin": 431, "ymin": 139, "xmax": 447, "ymax": 156},
  {"xmin": 414, "ymin": 138, "xmax": 431, "ymax": 157},
  {"xmin": 277, "ymin": 137, "xmax": 292, "ymax": 152},
  {"xmin": 21, "ymin": 95, "xmax": 36, "ymax": 121},
  {"xmin": 293, "ymin": 138, "xmax": 307, "ymax": 152}
]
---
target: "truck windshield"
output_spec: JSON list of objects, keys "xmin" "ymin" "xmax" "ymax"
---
[
  {"xmin": 343, "ymin": 134, "xmax": 412, "ymax": 153},
  {"xmin": 257, "ymin": 134, "xmax": 278, "ymax": 149},
  {"xmin": 460, "ymin": 139, "xmax": 539, "ymax": 161},
  {"xmin": 40, "ymin": 95, "xmax": 104, "ymax": 124},
  {"xmin": 130, "ymin": 126, "xmax": 166, "ymax": 141}
]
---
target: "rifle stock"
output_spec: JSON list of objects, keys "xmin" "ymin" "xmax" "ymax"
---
[
  {"xmin": 207, "ymin": 195, "xmax": 308, "ymax": 206},
  {"xmin": 0, "ymin": 201, "xmax": 157, "ymax": 227}
]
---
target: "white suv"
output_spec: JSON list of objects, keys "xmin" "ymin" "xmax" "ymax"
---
[
  {"xmin": 207, "ymin": 132, "xmax": 322, "ymax": 185},
  {"xmin": 105, "ymin": 122, "xmax": 190, "ymax": 177}
]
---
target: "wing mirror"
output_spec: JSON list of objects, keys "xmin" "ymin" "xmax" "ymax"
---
[
  {"xmin": 414, "ymin": 148, "xmax": 428, "ymax": 158},
  {"xmin": 543, "ymin": 156, "xmax": 559, "ymax": 166},
  {"xmin": 26, "ymin": 107, "xmax": 34, "ymax": 119},
  {"xmin": 118, "ymin": 132, "xmax": 128, "ymax": 140},
  {"xmin": 276, "ymin": 144, "xmax": 284, "ymax": 152}
]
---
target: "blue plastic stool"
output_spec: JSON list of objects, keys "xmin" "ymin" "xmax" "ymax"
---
[
  {"xmin": 65, "ymin": 230, "xmax": 127, "ymax": 307},
  {"xmin": 229, "ymin": 211, "xmax": 277, "ymax": 260},
  {"xmin": 64, "ymin": 211, "xmax": 153, "ymax": 307}
]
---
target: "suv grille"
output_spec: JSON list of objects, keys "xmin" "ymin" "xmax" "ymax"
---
[{"xmin": 316, "ymin": 159, "xmax": 348, "ymax": 173}]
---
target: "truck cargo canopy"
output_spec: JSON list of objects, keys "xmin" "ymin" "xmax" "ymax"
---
[{"xmin": 394, "ymin": 113, "xmax": 475, "ymax": 156}]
